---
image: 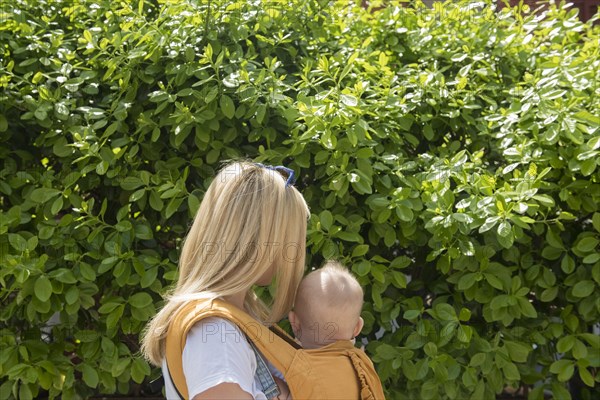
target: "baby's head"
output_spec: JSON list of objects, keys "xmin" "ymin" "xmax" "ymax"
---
[{"xmin": 289, "ymin": 261, "xmax": 364, "ymax": 349}]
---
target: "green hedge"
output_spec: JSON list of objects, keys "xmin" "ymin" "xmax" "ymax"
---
[{"xmin": 1, "ymin": 0, "xmax": 599, "ymax": 398}]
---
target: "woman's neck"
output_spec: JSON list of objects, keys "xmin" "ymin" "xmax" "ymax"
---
[{"xmin": 223, "ymin": 291, "xmax": 247, "ymax": 310}]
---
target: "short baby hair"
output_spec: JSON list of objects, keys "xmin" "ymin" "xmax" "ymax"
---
[{"xmin": 294, "ymin": 261, "xmax": 364, "ymax": 340}]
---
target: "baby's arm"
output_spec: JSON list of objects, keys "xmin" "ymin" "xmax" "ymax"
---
[{"xmin": 271, "ymin": 376, "xmax": 292, "ymax": 400}]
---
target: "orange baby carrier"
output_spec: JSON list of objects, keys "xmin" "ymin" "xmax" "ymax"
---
[{"xmin": 165, "ymin": 298, "xmax": 386, "ymax": 399}]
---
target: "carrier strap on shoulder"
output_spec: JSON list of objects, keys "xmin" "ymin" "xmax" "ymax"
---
[
  {"xmin": 165, "ymin": 298, "xmax": 296, "ymax": 399},
  {"xmin": 348, "ymin": 350, "xmax": 386, "ymax": 400}
]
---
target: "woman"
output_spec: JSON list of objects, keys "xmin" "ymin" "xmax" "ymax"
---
[{"xmin": 141, "ymin": 161, "xmax": 309, "ymax": 399}]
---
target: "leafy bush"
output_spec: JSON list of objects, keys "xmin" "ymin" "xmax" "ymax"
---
[{"xmin": 0, "ymin": 0, "xmax": 598, "ymax": 399}]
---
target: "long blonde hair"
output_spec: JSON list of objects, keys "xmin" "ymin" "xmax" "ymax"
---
[{"xmin": 141, "ymin": 161, "xmax": 310, "ymax": 366}]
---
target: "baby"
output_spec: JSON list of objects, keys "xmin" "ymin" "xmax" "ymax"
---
[
  {"xmin": 270, "ymin": 261, "xmax": 384, "ymax": 399},
  {"xmin": 288, "ymin": 260, "xmax": 364, "ymax": 349}
]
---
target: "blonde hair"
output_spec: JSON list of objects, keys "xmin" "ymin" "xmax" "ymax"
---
[
  {"xmin": 141, "ymin": 161, "xmax": 309, "ymax": 366},
  {"xmin": 294, "ymin": 261, "xmax": 364, "ymax": 341}
]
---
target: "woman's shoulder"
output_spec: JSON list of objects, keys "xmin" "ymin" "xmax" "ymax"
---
[
  {"xmin": 186, "ymin": 316, "xmax": 252, "ymax": 354},
  {"xmin": 189, "ymin": 316, "xmax": 244, "ymax": 333},
  {"xmin": 173, "ymin": 319, "xmax": 264, "ymax": 399}
]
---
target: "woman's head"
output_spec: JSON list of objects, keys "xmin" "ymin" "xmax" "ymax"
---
[
  {"xmin": 175, "ymin": 161, "xmax": 309, "ymax": 321},
  {"xmin": 142, "ymin": 161, "xmax": 309, "ymax": 365}
]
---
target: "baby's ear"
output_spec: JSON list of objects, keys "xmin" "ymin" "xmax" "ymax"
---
[
  {"xmin": 288, "ymin": 311, "xmax": 300, "ymax": 337},
  {"xmin": 353, "ymin": 317, "xmax": 364, "ymax": 338}
]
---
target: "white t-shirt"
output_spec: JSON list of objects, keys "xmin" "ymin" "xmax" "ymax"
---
[{"xmin": 162, "ymin": 317, "xmax": 268, "ymax": 399}]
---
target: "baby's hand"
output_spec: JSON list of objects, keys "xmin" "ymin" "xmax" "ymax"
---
[{"xmin": 270, "ymin": 376, "xmax": 291, "ymax": 400}]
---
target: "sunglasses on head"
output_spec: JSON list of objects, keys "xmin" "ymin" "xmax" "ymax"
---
[{"xmin": 255, "ymin": 163, "xmax": 297, "ymax": 187}]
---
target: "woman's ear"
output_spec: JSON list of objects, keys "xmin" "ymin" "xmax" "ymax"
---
[
  {"xmin": 288, "ymin": 311, "xmax": 301, "ymax": 338},
  {"xmin": 352, "ymin": 317, "xmax": 364, "ymax": 338}
]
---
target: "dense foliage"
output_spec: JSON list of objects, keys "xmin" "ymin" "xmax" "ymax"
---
[{"xmin": 1, "ymin": 0, "xmax": 599, "ymax": 398}]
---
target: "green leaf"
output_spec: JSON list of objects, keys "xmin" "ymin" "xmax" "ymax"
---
[
  {"xmin": 546, "ymin": 228, "xmax": 564, "ymax": 249},
  {"xmin": 557, "ymin": 336, "xmax": 575, "ymax": 353},
  {"xmin": 457, "ymin": 325, "xmax": 472, "ymax": 343},
  {"xmin": 479, "ymin": 216, "xmax": 500, "ymax": 233},
  {"xmin": 129, "ymin": 292, "xmax": 153, "ymax": 308},
  {"xmin": 134, "ymin": 224, "xmax": 153, "ymax": 240},
  {"xmin": 96, "ymin": 161, "xmax": 109, "ymax": 175},
  {"xmin": 398, "ymin": 116, "xmax": 413, "ymax": 131},
  {"xmin": 542, "ymin": 246, "xmax": 562, "ymax": 260},
  {"xmin": 121, "ymin": 177, "xmax": 144, "ymax": 191},
  {"xmin": 391, "ymin": 271, "xmax": 407, "ymax": 289},
  {"xmin": 540, "ymin": 287, "xmax": 558, "ymax": 302},
  {"xmin": 350, "ymin": 170, "xmax": 372, "ymax": 194},
  {"xmin": 561, "ymin": 255, "xmax": 575, "ymax": 274},
  {"xmin": 352, "ymin": 244, "xmax": 369, "ymax": 258},
  {"xmin": 576, "ymin": 237, "xmax": 599, "ymax": 253},
  {"xmin": 420, "ymin": 379, "xmax": 438, "ymax": 400},
  {"xmin": 435, "ymin": 304, "xmax": 457, "ymax": 321},
  {"xmin": 497, "ymin": 229, "xmax": 514, "ymax": 249},
  {"xmin": 572, "ymin": 280, "xmax": 595, "ymax": 298},
  {"xmin": 550, "ymin": 360, "xmax": 573, "ymax": 380},
  {"xmin": 340, "ymin": 94, "xmax": 358, "ymax": 107},
  {"xmin": 354, "ymin": 260, "xmax": 371, "ymax": 277},
  {"xmin": 19, "ymin": 384, "xmax": 32, "ymax": 400},
  {"xmin": 423, "ymin": 124, "xmax": 434, "ymax": 141},
  {"xmin": 141, "ymin": 267, "xmax": 158, "ymax": 288},
  {"xmin": 469, "ymin": 380, "xmax": 485, "ymax": 400},
  {"xmin": 131, "ymin": 357, "xmax": 151, "ymax": 384},
  {"xmin": 502, "ymin": 362, "xmax": 520, "ymax": 381},
  {"xmin": 390, "ymin": 256, "xmax": 412, "ymax": 269},
  {"xmin": 404, "ymin": 310, "xmax": 420, "ymax": 320},
  {"xmin": 30, "ymin": 188, "xmax": 62, "ymax": 203},
  {"xmin": 574, "ymin": 110, "xmax": 600, "ymax": 125},
  {"xmin": 99, "ymin": 302, "xmax": 122, "ymax": 314},
  {"xmin": 484, "ymin": 273, "xmax": 504, "ymax": 290},
  {"xmin": 517, "ymin": 297, "xmax": 537, "ymax": 318},
  {"xmin": 580, "ymin": 333, "xmax": 600, "ymax": 348},
  {"xmin": 579, "ymin": 367, "xmax": 595, "ymax": 387},
  {"xmin": 583, "ymin": 253, "xmax": 600, "ymax": 264},
  {"xmin": 256, "ymin": 104, "xmax": 267, "ymax": 124},
  {"xmin": 319, "ymin": 210, "xmax": 333, "ymax": 231},
  {"xmin": 356, "ymin": 148, "xmax": 373, "ymax": 159},
  {"xmin": 106, "ymin": 305, "xmax": 124, "ymax": 330},
  {"xmin": 115, "ymin": 220, "xmax": 132, "ymax": 232},
  {"xmin": 572, "ymin": 339, "xmax": 587, "ymax": 359},
  {"xmin": 34, "ymin": 276, "xmax": 53, "ymax": 302},
  {"xmin": 558, "ymin": 363, "xmax": 575, "ymax": 382},
  {"xmin": 580, "ymin": 159, "xmax": 596, "ymax": 176},
  {"xmin": 111, "ymin": 357, "xmax": 131, "ymax": 378},
  {"xmin": 497, "ymin": 221, "xmax": 511, "ymax": 237},
  {"xmin": 532, "ymin": 194, "xmax": 555, "ymax": 208},
  {"xmin": 458, "ymin": 272, "xmax": 477, "ymax": 290},
  {"xmin": 505, "ymin": 341, "xmax": 531, "ymax": 363},
  {"xmin": 9, "ymin": 234, "xmax": 27, "ymax": 252},
  {"xmin": 35, "ymin": 108, "xmax": 48, "ymax": 121},
  {"xmin": 79, "ymin": 263, "xmax": 96, "ymax": 281},
  {"xmin": 165, "ymin": 197, "xmax": 183, "ymax": 218},
  {"xmin": 459, "ymin": 308, "xmax": 471, "ymax": 321},
  {"xmin": 220, "ymin": 95, "xmax": 235, "ymax": 119},
  {"xmin": 592, "ymin": 213, "xmax": 600, "ymax": 233},
  {"xmin": 51, "ymin": 196, "xmax": 64, "ymax": 214},
  {"xmin": 528, "ymin": 386, "xmax": 544, "ymax": 400},
  {"xmin": 395, "ymin": 205, "xmax": 413, "ymax": 222},
  {"xmin": 76, "ymin": 330, "xmax": 99, "ymax": 343},
  {"xmin": 0, "ymin": 114, "xmax": 8, "ymax": 132},
  {"xmin": 469, "ymin": 353, "xmax": 486, "ymax": 367},
  {"xmin": 149, "ymin": 190, "xmax": 164, "ymax": 211},
  {"xmin": 375, "ymin": 343, "xmax": 398, "ymax": 361}
]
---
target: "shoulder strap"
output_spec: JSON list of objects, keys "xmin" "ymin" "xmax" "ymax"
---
[
  {"xmin": 165, "ymin": 298, "xmax": 297, "ymax": 399},
  {"xmin": 347, "ymin": 349, "xmax": 386, "ymax": 400}
]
